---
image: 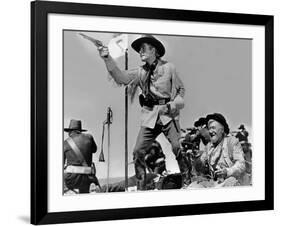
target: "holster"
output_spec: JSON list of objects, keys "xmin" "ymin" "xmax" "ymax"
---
[{"xmin": 139, "ymin": 93, "xmax": 154, "ymax": 108}]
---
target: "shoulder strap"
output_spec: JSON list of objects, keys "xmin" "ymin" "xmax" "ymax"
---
[{"xmin": 66, "ymin": 137, "xmax": 88, "ymax": 166}]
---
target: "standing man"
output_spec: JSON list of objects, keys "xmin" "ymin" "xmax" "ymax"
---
[
  {"xmin": 64, "ymin": 119, "xmax": 100, "ymax": 193},
  {"xmin": 92, "ymin": 34, "xmax": 189, "ymax": 189}
]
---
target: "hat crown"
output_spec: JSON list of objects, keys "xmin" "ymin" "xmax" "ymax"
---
[
  {"xmin": 206, "ymin": 113, "xmax": 229, "ymax": 134},
  {"xmin": 131, "ymin": 34, "xmax": 165, "ymax": 57},
  {"xmin": 194, "ymin": 117, "xmax": 207, "ymax": 127},
  {"xmin": 69, "ymin": 119, "xmax": 82, "ymax": 130},
  {"xmin": 141, "ymin": 34, "xmax": 155, "ymax": 39},
  {"xmin": 238, "ymin": 124, "xmax": 245, "ymax": 129},
  {"xmin": 64, "ymin": 119, "xmax": 88, "ymax": 132}
]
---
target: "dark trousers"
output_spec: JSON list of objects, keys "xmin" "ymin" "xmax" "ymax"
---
[{"xmin": 133, "ymin": 117, "xmax": 189, "ymax": 189}]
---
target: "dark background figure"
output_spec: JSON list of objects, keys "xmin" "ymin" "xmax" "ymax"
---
[
  {"xmin": 180, "ymin": 117, "xmax": 210, "ymax": 153},
  {"xmin": 235, "ymin": 124, "xmax": 251, "ymax": 174},
  {"xmin": 179, "ymin": 117, "xmax": 211, "ymax": 179},
  {"xmin": 144, "ymin": 140, "xmax": 167, "ymax": 175},
  {"xmin": 64, "ymin": 119, "xmax": 100, "ymax": 194},
  {"xmin": 235, "ymin": 124, "xmax": 249, "ymax": 143},
  {"xmin": 95, "ymin": 141, "xmax": 182, "ymax": 192},
  {"xmin": 194, "ymin": 117, "xmax": 211, "ymax": 147}
]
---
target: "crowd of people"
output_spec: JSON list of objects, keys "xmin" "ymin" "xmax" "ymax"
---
[{"xmin": 63, "ymin": 34, "xmax": 252, "ymax": 194}]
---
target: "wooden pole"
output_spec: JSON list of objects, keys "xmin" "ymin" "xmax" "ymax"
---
[
  {"xmin": 125, "ymin": 49, "xmax": 128, "ymax": 191},
  {"xmin": 106, "ymin": 107, "xmax": 112, "ymax": 192}
]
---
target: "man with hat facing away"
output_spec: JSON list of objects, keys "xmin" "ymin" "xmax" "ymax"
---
[
  {"xmin": 189, "ymin": 113, "xmax": 248, "ymax": 188},
  {"xmin": 235, "ymin": 124, "xmax": 251, "ymax": 174},
  {"xmin": 91, "ymin": 34, "xmax": 189, "ymax": 190},
  {"xmin": 235, "ymin": 124, "xmax": 249, "ymax": 143},
  {"xmin": 64, "ymin": 119, "xmax": 100, "ymax": 194}
]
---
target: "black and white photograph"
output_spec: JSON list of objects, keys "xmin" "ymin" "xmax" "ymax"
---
[
  {"xmin": 29, "ymin": 1, "xmax": 274, "ymax": 224},
  {"xmin": 1, "ymin": 0, "xmax": 279, "ymax": 225},
  {"xmin": 63, "ymin": 31, "xmax": 253, "ymax": 194}
]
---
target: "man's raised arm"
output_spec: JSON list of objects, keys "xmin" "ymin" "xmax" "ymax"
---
[{"xmin": 80, "ymin": 33, "xmax": 138, "ymax": 86}]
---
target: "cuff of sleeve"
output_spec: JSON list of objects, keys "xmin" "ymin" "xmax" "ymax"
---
[{"xmin": 168, "ymin": 101, "xmax": 177, "ymax": 111}]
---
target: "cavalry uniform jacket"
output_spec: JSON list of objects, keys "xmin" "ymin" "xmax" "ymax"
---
[
  {"xmin": 64, "ymin": 132, "xmax": 97, "ymax": 167},
  {"xmin": 64, "ymin": 132, "xmax": 97, "ymax": 190},
  {"xmin": 104, "ymin": 56, "xmax": 185, "ymax": 129}
]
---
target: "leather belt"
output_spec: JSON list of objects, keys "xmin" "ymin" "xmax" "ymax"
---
[
  {"xmin": 64, "ymin": 165, "xmax": 95, "ymax": 174},
  {"xmin": 152, "ymin": 98, "xmax": 170, "ymax": 105}
]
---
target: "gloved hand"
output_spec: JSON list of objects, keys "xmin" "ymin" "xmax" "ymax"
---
[
  {"xmin": 98, "ymin": 46, "xmax": 109, "ymax": 59},
  {"xmin": 166, "ymin": 102, "xmax": 177, "ymax": 114}
]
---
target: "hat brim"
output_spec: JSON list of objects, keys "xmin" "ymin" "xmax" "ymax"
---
[
  {"xmin": 64, "ymin": 128, "xmax": 87, "ymax": 132},
  {"xmin": 131, "ymin": 37, "xmax": 165, "ymax": 57}
]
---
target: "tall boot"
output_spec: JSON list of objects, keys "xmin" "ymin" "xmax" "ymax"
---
[
  {"xmin": 133, "ymin": 151, "xmax": 147, "ymax": 191},
  {"xmin": 136, "ymin": 173, "xmax": 147, "ymax": 191}
]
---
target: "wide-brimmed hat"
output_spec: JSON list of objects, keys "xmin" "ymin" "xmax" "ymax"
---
[
  {"xmin": 131, "ymin": 35, "xmax": 165, "ymax": 57},
  {"xmin": 64, "ymin": 119, "xmax": 87, "ymax": 132},
  {"xmin": 194, "ymin": 117, "xmax": 207, "ymax": 127},
  {"xmin": 206, "ymin": 113, "xmax": 230, "ymax": 134},
  {"xmin": 238, "ymin": 124, "xmax": 245, "ymax": 130}
]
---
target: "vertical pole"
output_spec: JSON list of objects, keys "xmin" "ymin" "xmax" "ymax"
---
[
  {"xmin": 106, "ymin": 107, "xmax": 111, "ymax": 192},
  {"xmin": 125, "ymin": 49, "xmax": 128, "ymax": 191}
]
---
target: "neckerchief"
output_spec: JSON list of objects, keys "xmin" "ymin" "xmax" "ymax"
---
[{"xmin": 143, "ymin": 59, "xmax": 158, "ymax": 95}]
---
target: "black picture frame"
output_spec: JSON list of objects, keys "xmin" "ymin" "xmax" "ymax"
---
[{"xmin": 31, "ymin": 0, "xmax": 274, "ymax": 224}]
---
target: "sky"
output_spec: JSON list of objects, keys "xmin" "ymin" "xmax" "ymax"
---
[{"xmin": 63, "ymin": 31, "xmax": 252, "ymax": 179}]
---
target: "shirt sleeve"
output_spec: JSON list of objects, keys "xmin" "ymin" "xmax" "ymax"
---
[
  {"xmin": 103, "ymin": 56, "xmax": 139, "ymax": 86},
  {"xmin": 85, "ymin": 134, "xmax": 97, "ymax": 154},
  {"xmin": 226, "ymin": 137, "xmax": 246, "ymax": 178},
  {"xmin": 169, "ymin": 63, "xmax": 185, "ymax": 110}
]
